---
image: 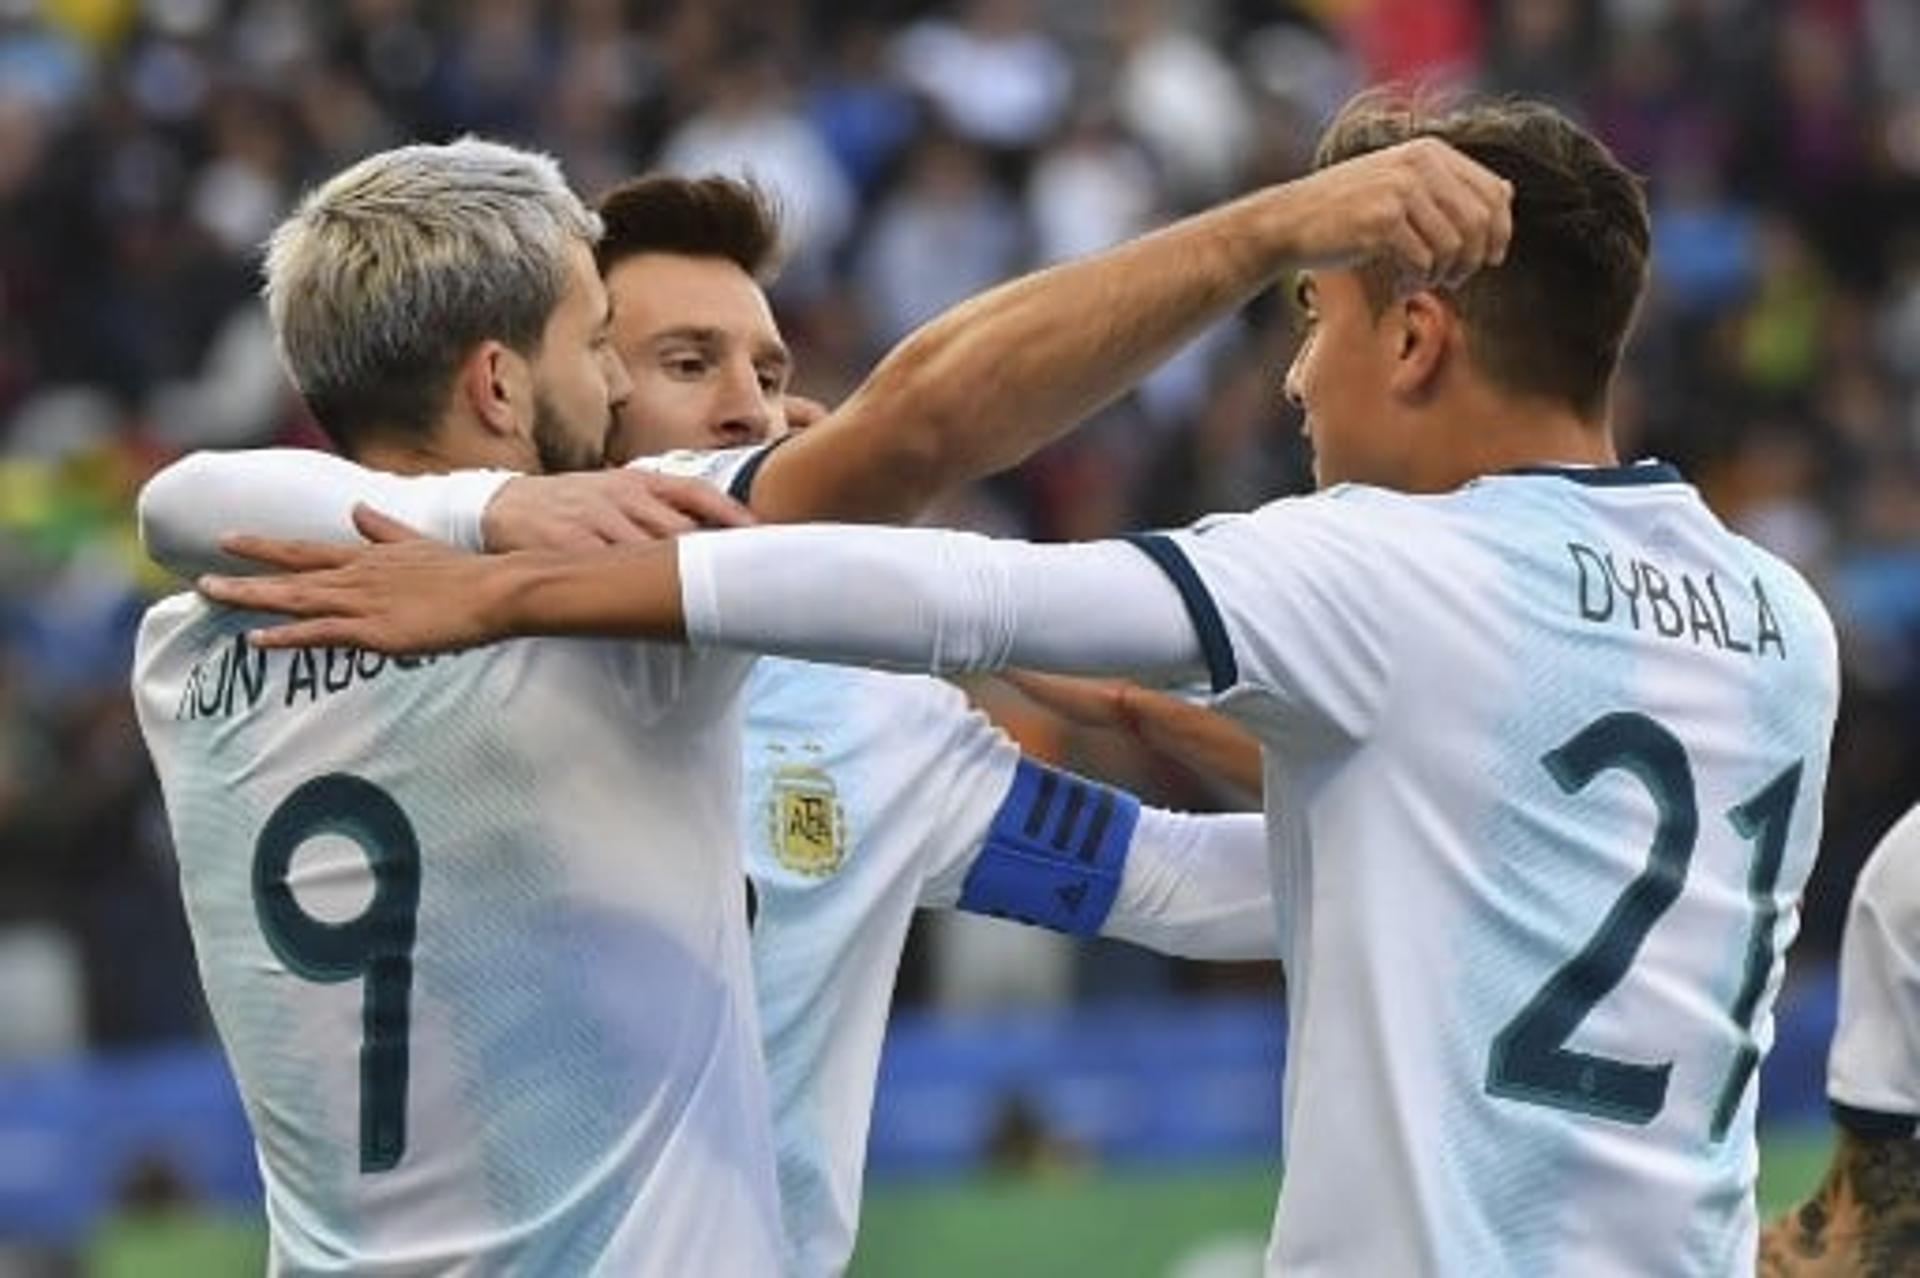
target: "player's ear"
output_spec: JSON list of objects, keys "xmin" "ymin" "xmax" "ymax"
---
[
  {"xmin": 459, "ymin": 341, "xmax": 527, "ymax": 439},
  {"xmin": 1386, "ymin": 291, "xmax": 1453, "ymax": 400}
]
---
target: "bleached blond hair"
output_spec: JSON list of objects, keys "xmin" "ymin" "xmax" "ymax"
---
[{"xmin": 263, "ymin": 136, "xmax": 601, "ymax": 449}]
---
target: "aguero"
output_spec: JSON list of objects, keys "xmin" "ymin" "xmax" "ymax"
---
[
  {"xmin": 205, "ymin": 93, "xmax": 1838, "ymax": 1275},
  {"xmin": 141, "ymin": 175, "xmax": 1283, "ymax": 1277},
  {"xmin": 139, "ymin": 132, "xmax": 1511, "ymax": 1272}
]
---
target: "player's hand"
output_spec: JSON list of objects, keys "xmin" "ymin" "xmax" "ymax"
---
[
  {"xmin": 201, "ymin": 505, "xmax": 519, "ymax": 654},
  {"xmin": 482, "ymin": 469, "xmax": 752, "ymax": 553},
  {"xmin": 1000, "ymin": 671, "xmax": 1141, "ymax": 733},
  {"xmin": 1005, "ymin": 670, "xmax": 1264, "ymax": 797},
  {"xmin": 781, "ymin": 394, "xmax": 829, "ymax": 433},
  {"xmin": 1278, "ymin": 137, "xmax": 1513, "ymax": 289}
]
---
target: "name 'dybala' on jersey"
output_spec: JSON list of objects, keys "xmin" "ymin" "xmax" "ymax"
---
[
  {"xmin": 1568, "ymin": 541, "xmax": 1786, "ymax": 658},
  {"xmin": 175, "ymin": 632, "xmax": 445, "ymax": 721}
]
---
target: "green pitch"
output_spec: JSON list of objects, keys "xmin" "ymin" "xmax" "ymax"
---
[
  {"xmin": 77, "ymin": 1127, "xmax": 1837, "ymax": 1277},
  {"xmin": 848, "ymin": 1127, "xmax": 1836, "ymax": 1278}
]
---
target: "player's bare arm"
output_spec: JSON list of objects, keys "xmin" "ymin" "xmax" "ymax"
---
[
  {"xmin": 205, "ymin": 505, "xmax": 687, "ymax": 653},
  {"xmin": 1759, "ymin": 1130, "xmax": 1920, "ymax": 1276},
  {"xmin": 157, "ymin": 144, "xmax": 1507, "ymax": 568},
  {"xmin": 480, "ymin": 468, "xmax": 753, "ymax": 551},
  {"xmin": 746, "ymin": 138, "xmax": 1513, "ymax": 524},
  {"xmin": 1001, "ymin": 671, "xmax": 1263, "ymax": 799}
]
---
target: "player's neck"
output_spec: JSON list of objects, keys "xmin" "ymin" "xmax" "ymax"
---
[
  {"xmin": 1415, "ymin": 391, "xmax": 1616, "ymax": 492},
  {"xmin": 356, "ymin": 427, "xmax": 533, "ymax": 477}
]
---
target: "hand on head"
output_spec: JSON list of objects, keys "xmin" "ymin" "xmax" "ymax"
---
[{"xmin": 1289, "ymin": 137, "xmax": 1514, "ymax": 291}]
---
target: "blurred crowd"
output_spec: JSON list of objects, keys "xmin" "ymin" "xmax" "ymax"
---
[{"xmin": 1, "ymin": 0, "xmax": 1918, "ymax": 1057}]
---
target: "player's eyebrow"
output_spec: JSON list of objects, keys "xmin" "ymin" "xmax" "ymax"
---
[{"xmin": 649, "ymin": 325, "xmax": 726, "ymax": 347}]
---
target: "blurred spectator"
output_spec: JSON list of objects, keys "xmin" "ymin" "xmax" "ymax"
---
[
  {"xmin": 1483, "ymin": 0, "xmax": 1594, "ymax": 111},
  {"xmin": 1738, "ymin": 218, "xmax": 1831, "ymax": 399},
  {"xmin": 855, "ymin": 130, "xmax": 1023, "ymax": 346},
  {"xmin": 806, "ymin": 20, "xmax": 921, "ymax": 198},
  {"xmin": 1336, "ymin": 0, "xmax": 1481, "ymax": 89},
  {"xmin": 658, "ymin": 39, "xmax": 854, "ymax": 295},
  {"xmin": 1025, "ymin": 103, "xmax": 1158, "ymax": 264},
  {"xmin": 889, "ymin": 0, "xmax": 1071, "ymax": 152},
  {"xmin": 427, "ymin": 0, "xmax": 551, "ymax": 140},
  {"xmin": 1110, "ymin": 0, "xmax": 1252, "ymax": 201},
  {"xmin": 0, "ymin": 7, "xmax": 94, "ymax": 118},
  {"xmin": 1648, "ymin": 160, "xmax": 1759, "ymax": 318},
  {"xmin": 0, "ymin": 924, "xmax": 81, "ymax": 1062}
]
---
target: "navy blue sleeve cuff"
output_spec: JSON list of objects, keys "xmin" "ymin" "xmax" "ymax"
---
[
  {"xmin": 726, "ymin": 438, "xmax": 789, "ymax": 504},
  {"xmin": 1120, "ymin": 532, "xmax": 1238, "ymax": 694},
  {"xmin": 1831, "ymin": 1100, "xmax": 1919, "ymax": 1139}
]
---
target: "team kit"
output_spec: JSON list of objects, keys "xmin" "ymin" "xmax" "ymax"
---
[{"xmin": 126, "ymin": 90, "xmax": 1899, "ymax": 1277}]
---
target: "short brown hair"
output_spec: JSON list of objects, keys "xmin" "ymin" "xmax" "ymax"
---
[
  {"xmin": 593, "ymin": 175, "xmax": 783, "ymax": 281},
  {"xmin": 1315, "ymin": 91, "xmax": 1650, "ymax": 420}
]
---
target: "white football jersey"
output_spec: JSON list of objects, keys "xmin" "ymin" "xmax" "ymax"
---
[
  {"xmin": 1135, "ymin": 462, "xmax": 1838, "ymax": 1276},
  {"xmin": 1828, "ymin": 802, "xmax": 1920, "ymax": 1137},
  {"xmin": 742, "ymin": 660, "xmax": 1015, "ymax": 1277},
  {"xmin": 131, "ymin": 451, "xmax": 783, "ymax": 1275},
  {"xmin": 741, "ymin": 658, "xmax": 1275, "ymax": 1277}
]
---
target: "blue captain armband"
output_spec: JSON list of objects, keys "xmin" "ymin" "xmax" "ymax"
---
[{"xmin": 957, "ymin": 758, "xmax": 1140, "ymax": 936}]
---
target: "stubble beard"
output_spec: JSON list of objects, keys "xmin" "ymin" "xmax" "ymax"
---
[{"xmin": 531, "ymin": 388, "xmax": 609, "ymax": 475}]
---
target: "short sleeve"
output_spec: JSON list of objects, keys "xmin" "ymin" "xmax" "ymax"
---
[
  {"xmin": 1829, "ymin": 806, "xmax": 1920, "ymax": 1136},
  {"xmin": 1125, "ymin": 492, "xmax": 1393, "ymax": 745},
  {"xmin": 870, "ymin": 676, "xmax": 1022, "ymax": 908}
]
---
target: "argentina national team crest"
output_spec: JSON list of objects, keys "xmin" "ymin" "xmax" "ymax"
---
[{"xmin": 768, "ymin": 758, "xmax": 846, "ymax": 876}]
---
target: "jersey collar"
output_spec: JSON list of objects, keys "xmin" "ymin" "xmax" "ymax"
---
[{"xmin": 1500, "ymin": 460, "xmax": 1683, "ymax": 487}]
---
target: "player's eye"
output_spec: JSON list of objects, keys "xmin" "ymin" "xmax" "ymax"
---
[{"xmin": 664, "ymin": 354, "xmax": 710, "ymax": 377}]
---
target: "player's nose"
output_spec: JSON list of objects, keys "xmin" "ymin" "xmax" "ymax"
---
[
  {"xmin": 710, "ymin": 360, "xmax": 773, "ymax": 446},
  {"xmin": 1281, "ymin": 356, "xmax": 1306, "ymax": 411},
  {"xmin": 603, "ymin": 346, "xmax": 634, "ymax": 407}
]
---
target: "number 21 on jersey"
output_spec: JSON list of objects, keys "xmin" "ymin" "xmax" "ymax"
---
[{"xmin": 1487, "ymin": 711, "xmax": 1801, "ymax": 1139}]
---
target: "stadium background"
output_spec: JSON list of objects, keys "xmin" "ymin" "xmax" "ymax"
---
[{"xmin": 0, "ymin": 0, "xmax": 1916, "ymax": 1272}]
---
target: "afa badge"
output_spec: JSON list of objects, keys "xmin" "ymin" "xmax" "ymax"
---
[{"xmin": 769, "ymin": 761, "xmax": 846, "ymax": 877}]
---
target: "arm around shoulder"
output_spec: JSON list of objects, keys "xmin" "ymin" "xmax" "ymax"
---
[{"xmin": 138, "ymin": 448, "xmax": 509, "ymax": 579}]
